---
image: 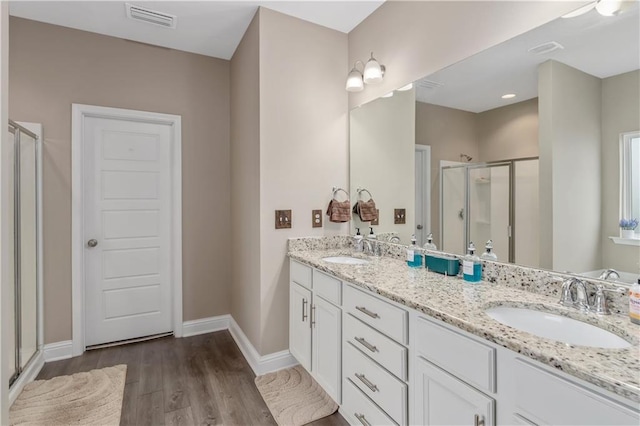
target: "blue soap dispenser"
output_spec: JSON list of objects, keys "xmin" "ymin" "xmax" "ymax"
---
[
  {"xmin": 407, "ymin": 234, "xmax": 423, "ymax": 268},
  {"xmin": 463, "ymin": 242, "xmax": 482, "ymax": 282}
]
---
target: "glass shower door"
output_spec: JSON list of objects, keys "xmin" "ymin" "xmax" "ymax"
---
[{"xmin": 468, "ymin": 163, "xmax": 511, "ymax": 262}]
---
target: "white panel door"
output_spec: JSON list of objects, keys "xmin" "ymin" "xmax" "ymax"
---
[
  {"xmin": 84, "ymin": 116, "xmax": 173, "ymax": 346},
  {"xmin": 312, "ymin": 295, "xmax": 341, "ymax": 404},
  {"xmin": 289, "ymin": 282, "xmax": 312, "ymax": 371},
  {"xmin": 413, "ymin": 356, "xmax": 495, "ymax": 426}
]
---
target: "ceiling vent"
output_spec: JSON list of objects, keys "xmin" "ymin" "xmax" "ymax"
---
[
  {"xmin": 417, "ymin": 79, "xmax": 444, "ymax": 90},
  {"xmin": 528, "ymin": 41, "xmax": 564, "ymax": 55},
  {"xmin": 126, "ymin": 4, "xmax": 177, "ymax": 29}
]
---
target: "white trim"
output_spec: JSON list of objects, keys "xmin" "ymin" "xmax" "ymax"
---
[
  {"xmin": 8, "ymin": 351, "xmax": 44, "ymax": 406},
  {"xmin": 182, "ymin": 315, "xmax": 231, "ymax": 337},
  {"xmin": 71, "ymin": 104, "xmax": 183, "ymax": 357},
  {"xmin": 609, "ymin": 236, "xmax": 640, "ymax": 246},
  {"xmin": 228, "ymin": 317, "xmax": 298, "ymax": 376},
  {"xmin": 43, "ymin": 340, "xmax": 73, "ymax": 362},
  {"xmin": 415, "ymin": 144, "xmax": 431, "ymax": 243}
]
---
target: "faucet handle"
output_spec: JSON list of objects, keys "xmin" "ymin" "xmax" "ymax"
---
[
  {"xmin": 592, "ymin": 284, "xmax": 626, "ymax": 316},
  {"xmin": 558, "ymin": 277, "xmax": 575, "ymax": 307}
]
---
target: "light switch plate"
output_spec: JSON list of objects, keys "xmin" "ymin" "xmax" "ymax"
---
[
  {"xmin": 312, "ymin": 209, "xmax": 323, "ymax": 228},
  {"xmin": 394, "ymin": 208, "xmax": 406, "ymax": 225},
  {"xmin": 275, "ymin": 210, "xmax": 292, "ymax": 229},
  {"xmin": 371, "ymin": 209, "xmax": 379, "ymax": 226}
]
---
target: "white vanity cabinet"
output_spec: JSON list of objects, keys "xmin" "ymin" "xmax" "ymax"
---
[{"xmin": 288, "ymin": 260, "xmax": 342, "ymax": 404}]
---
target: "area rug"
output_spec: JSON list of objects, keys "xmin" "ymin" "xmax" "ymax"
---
[
  {"xmin": 10, "ymin": 364, "xmax": 127, "ymax": 426},
  {"xmin": 255, "ymin": 365, "xmax": 338, "ymax": 426}
]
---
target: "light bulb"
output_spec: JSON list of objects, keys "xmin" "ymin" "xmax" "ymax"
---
[
  {"xmin": 346, "ymin": 67, "xmax": 364, "ymax": 92},
  {"xmin": 363, "ymin": 52, "xmax": 384, "ymax": 85}
]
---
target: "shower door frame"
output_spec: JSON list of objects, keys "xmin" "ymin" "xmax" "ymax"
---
[
  {"xmin": 440, "ymin": 157, "xmax": 538, "ymax": 263},
  {"xmin": 7, "ymin": 121, "xmax": 44, "ymax": 402}
]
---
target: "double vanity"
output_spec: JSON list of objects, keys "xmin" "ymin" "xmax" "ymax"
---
[{"xmin": 287, "ymin": 237, "xmax": 640, "ymax": 426}]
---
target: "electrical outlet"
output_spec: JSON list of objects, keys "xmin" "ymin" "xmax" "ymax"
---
[
  {"xmin": 370, "ymin": 209, "xmax": 379, "ymax": 226},
  {"xmin": 275, "ymin": 210, "xmax": 292, "ymax": 229},
  {"xmin": 394, "ymin": 208, "xmax": 406, "ymax": 224},
  {"xmin": 312, "ymin": 209, "xmax": 323, "ymax": 228}
]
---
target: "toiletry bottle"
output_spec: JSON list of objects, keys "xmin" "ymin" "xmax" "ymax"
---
[
  {"xmin": 368, "ymin": 227, "xmax": 377, "ymax": 240},
  {"xmin": 353, "ymin": 228, "xmax": 363, "ymax": 252},
  {"xmin": 630, "ymin": 278, "xmax": 640, "ymax": 325},
  {"xmin": 423, "ymin": 233, "xmax": 437, "ymax": 251},
  {"xmin": 407, "ymin": 234, "xmax": 423, "ymax": 268},
  {"xmin": 481, "ymin": 239, "xmax": 498, "ymax": 261},
  {"xmin": 462, "ymin": 242, "xmax": 482, "ymax": 283}
]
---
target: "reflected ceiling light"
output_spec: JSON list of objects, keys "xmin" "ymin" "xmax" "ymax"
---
[
  {"xmin": 381, "ymin": 92, "xmax": 394, "ymax": 98},
  {"xmin": 398, "ymin": 83, "xmax": 413, "ymax": 91},
  {"xmin": 363, "ymin": 52, "xmax": 385, "ymax": 85},
  {"xmin": 595, "ymin": 0, "xmax": 624, "ymax": 16},
  {"xmin": 501, "ymin": 93, "xmax": 516, "ymax": 99},
  {"xmin": 346, "ymin": 61, "xmax": 364, "ymax": 92},
  {"xmin": 561, "ymin": 0, "xmax": 624, "ymax": 17}
]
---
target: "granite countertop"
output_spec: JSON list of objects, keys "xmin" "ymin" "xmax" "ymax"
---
[{"xmin": 288, "ymin": 248, "xmax": 640, "ymax": 403}]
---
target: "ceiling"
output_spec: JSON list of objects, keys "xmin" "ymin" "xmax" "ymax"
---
[
  {"xmin": 9, "ymin": 1, "xmax": 384, "ymax": 60},
  {"xmin": 415, "ymin": 3, "xmax": 640, "ymax": 113}
]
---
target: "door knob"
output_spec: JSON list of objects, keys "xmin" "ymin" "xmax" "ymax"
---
[
  {"xmin": 417, "ymin": 224, "xmax": 423, "ymax": 230},
  {"xmin": 87, "ymin": 239, "xmax": 98, "ymax": 248}
]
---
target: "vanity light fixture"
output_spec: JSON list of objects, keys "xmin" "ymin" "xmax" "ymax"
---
[
  {"xmin": 397, "ymin": 83, "xmax": 413, "ymax": 91},
  {"xmin": 562, "ymin": 0, "xmax": 624, "ymax": 18},
  {"xmin": 346, "ymin": 52, "xmax": 386, "ymax": 91},
  {"xmin": 381, "ymin": 92, "xmax": 394, "ymax": 98},
  {"xmin": 346, "ymin": 61, "xmax": 365, "ymax": 92},
  {"xmin": 501, "ymin": 93, "xmax": 516, "ymax": 99}
]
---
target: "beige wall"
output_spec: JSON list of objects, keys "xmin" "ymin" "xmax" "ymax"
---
[
  {"xmin": 350, "ymin": 89, "xmax": 415, "ymax": 244},
  {"xmin": 230, "ymin": 13, "xmax": 262, "ymax": 351},
  {"xmin": 9, "ymin": 17, "xmax": 231, "ymax": 344},
  {"xmin": 415, "ymin": 102, "xmax": 477, "ymax": 247},
  {"xmin": 348, "ymin": 1, "xmax": 583, "ymax": 108},
  {"xmin": 258, "ymin": 8, "xmax": 349, "ymax": 354},
  {"xmin": 539, "ymin": 60, "xmax": 602, "ymax": 273},
  {"xmin": 477, "ymin": 98, "xmax": 539, "ymax": 162},
  {"xmin": 1, "ymin": 3, "xmax": 10, "ymax": 421},
  {"xmin": 601, "ymin": 70, "xmax": 640, "ymax": 273}
]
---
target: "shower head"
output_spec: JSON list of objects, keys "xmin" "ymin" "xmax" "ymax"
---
[{"xmin": 460, "ymin": 154, "xmax": 473, "ymax": 162}]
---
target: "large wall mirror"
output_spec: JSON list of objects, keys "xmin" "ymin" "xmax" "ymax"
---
[{"xmin": 349, "ymin": 2, "xmax": 640, "ymax": 285}]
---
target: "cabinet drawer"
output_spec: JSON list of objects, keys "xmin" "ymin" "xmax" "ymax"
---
[
  {"xmin": 343, "ymin": 378, "xmax": 398, "ymax": 426},
  {"xmin": 313, "ymin": 269, "xmax": 342, "ymax": 306},
  {"xmin": 344, "ymin": 314, "xmax": 407, "ymax": 380},
  {"xmin": 514, "ymin": 358, "xmax": 640, "ymax": 425},
  {"xmin": 290, "ymin": 260, "xmax": 312, "ymax": 289},
  {"xmin": 344, "ymin": 285, "xmax": 408, "ymax": 344},
  {"xmin": 344, "ymin": 343, "xmax": 407, "ymax": 425},
  {"xmin": 415, "ymin": 316, "xmax": 496, "ymax": 394}
]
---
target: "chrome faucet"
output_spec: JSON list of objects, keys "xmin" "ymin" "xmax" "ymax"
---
[
  {"xmin": 389, "ymin": 236, "xmax": 401, "ymax": 244},
  {"xmin": 598, "ymin": 268, "xmax": 620, "ymax": 281},
  {"xmin": 559, "ymin": 277, "xmax": 625, "ymax": 315},
  {"xmin": 362, "ymin": 239, "xmax": 381, "ymax": 256}
]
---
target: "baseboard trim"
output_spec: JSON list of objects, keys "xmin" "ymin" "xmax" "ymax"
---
[
  {"xmin": 182, "ymin": 314, "xmax": 231, "ymax": 337},
  {"xmin": 9, "ymin": 351, "xmax": 45, "ymax": 405},
  {"xmin": 228, "ymin": 317, "xmax": 298, "ymax": 376},
  {"xmin": 43, "ymin": 340, "xmax": 74, "ymax": 362}
]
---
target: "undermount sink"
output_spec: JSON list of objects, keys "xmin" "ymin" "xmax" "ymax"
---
[
  {"xmin": 322, "ymin": 256, "xmax": 369, "ymax": 265},
  {"xmin": 485, "ymin": 306, "xmax": 632, "ymax": 349}
]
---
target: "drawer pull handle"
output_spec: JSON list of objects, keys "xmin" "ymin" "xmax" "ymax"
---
[
  {"xmin": 355, "ymin": 373, "xmax": 379, "ymax": 392},
  {"xmin": 474, "ymin": 414, "xmax": 485, "ymax": 426},
  {"xmin": 302, "ymin": 299, "xmax": 307, "ymax": 322},
  {"xmin": 354, "ymin": 413, "xmax": 371, "ymax": 426},
  {"xmin": 356, "ymin": 306, "xmax": 380, "ymax": 319},
  {"xmin": 355, "ymin": 337, "xmax": 378, "ymax": 353}
]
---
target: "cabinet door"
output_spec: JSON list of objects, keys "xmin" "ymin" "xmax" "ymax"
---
[
  {"xmin": 413, "ymin": 356, "xmax": 495, "ymax": 426},
  {"xmin": 290, "ymin": 282, "xmax": 312, "ymax": 371},
  {"xmin": 312, "ymin": 295, "xmax": 342, "ymax": 404}
]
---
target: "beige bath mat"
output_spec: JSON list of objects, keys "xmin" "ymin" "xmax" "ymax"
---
[
  {"xmin": 10, "ymin": 364, "xmax": 127, "ymax": 426},
  {"xmin": 255, "ymin": 365, "xmax": 338, "ymax": 426}
]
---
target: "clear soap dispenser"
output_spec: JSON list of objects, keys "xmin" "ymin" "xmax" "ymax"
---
[
  {"xmin": 407, "ymin": 234, "xmax": 423, "ymax": 268},
  {"xmin": 463, "ymin": 242, "xmax": 482, "ymax": 282},
  {"xmin": 481, "ymin": 239, "xmax": 498, "ymax": 261},
  {"xmin": 423, "ymin": 233, "xmax": 437, "ymax": 251},
  {"xmin": 353, "ymin": 228, "xmax": 363, "ymax": 252}
]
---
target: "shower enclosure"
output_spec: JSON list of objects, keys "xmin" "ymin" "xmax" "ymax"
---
[
  {"xmin": 7, "ymin": 120, "xmax": 42, "ymax": 391},
  {"xmin": 440, "ymin": 158, "xmax": 539, "ymax": 267}
]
